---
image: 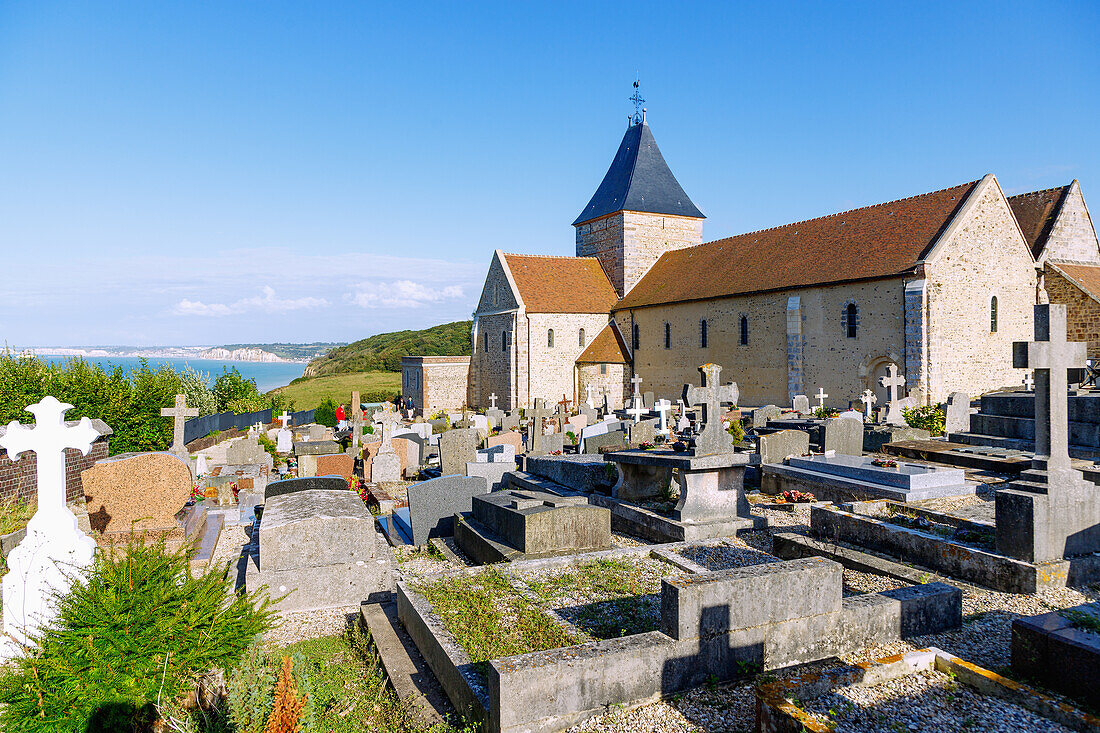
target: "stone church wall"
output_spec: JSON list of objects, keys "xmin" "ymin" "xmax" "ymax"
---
[
  {"xmin": 1039, "ymin": 183, "xmax": 1100, "ymax": 264},
  {"xmin": 577, "ymin": 363, "xmax": 628, "ymax": 410},
  {"xmin": 401, "ymin": 357, "xmax": 470, "ymax": 415},
  {"xmin": 576, "ymin": 211, "xmax": 703, "ymax": 296},
  {"xmin": 1045, "ymin": 268, "xmax": 1100, "ymax": 360},
  {"xmin": 924, "ymin": 181, "xmax": 1034, "ymax": 402},
  {"xmin": 525, "ymin": 312, "xmax": 611, "ymax": 406},
  {"xmin": 469, "ymin": 312, "xmax": 518, "ymax": 410}
]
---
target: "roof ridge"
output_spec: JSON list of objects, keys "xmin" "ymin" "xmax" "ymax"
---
[
  {"xmin": 1007, "ymin": 184, "xmax": 1072, "ymax": 199},
  {"xmin": 502, "ymin": 252, "xmax": 601, "ymax": 261}
]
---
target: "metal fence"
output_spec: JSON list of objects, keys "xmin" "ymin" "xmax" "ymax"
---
[{"xmin": 183, "ymin": 407, "xmax": 314, "ymax": 445}]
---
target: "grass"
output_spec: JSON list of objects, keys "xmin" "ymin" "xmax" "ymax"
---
[
  {"xmin": 0, "ymin": 497, "xmax": 35, "ymax": 536},
  {"xmin": 417, "ymin": 569, "xmax": 582, "ymax": 673},
  {"xmin": 267, "ymin": 371, "xmax": 402, "ymax": 410}
]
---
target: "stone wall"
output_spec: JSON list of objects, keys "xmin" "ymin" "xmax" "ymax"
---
[
  {"xmin": 469, "ymin": 312, "xmax": 518, "ymax": 409},
  {"xmin": 525, "ymin": 312, "xmax": 612, "ymax": 406},
  {"xmin": 1038, "ymin": 182, "xmax": 1100, "ymax": 265},
  {"xmin": 0, "ymin": 437, "xmax": 109, "ymax": 505},
  {"xmin": 1045, "ymin": 267, "xmax": 1100, "ymax": 360},
  {"xmin": 401, "ymin": 357, "xmax": 471, "ymax": 415},
  {"xmin": 924, "ymin": 179, "xmax": 1034, "ymax": 402},
  {"xmin": 577, "ymin": 363, "xmax": 628, "ymax": 409},
  {"xmin": 576, "ymin": 211, "xmax": 703, "ymax": 296}
]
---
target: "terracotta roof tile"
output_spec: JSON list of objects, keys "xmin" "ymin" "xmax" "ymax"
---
[
  {"xmin": 616, "ymin": 180, "xmax": 981, "ymax": 309},
  {"xmin": 576, "ymin": 322, "xmax": 630, "ymax": 364},
  {"xmin": 503, "ymin": 253, "xmax": 618, "ymax": 314},
  {"xmin": 1048, "ymin": 262, "xmax": 1100, "ymax": 304},
  {"xmin": 1007, "ymin": 185, "xmax": 1072, "ymax": 258}
]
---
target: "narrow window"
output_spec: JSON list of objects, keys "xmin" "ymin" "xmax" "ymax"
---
[
  {"xmin": 579, "ymin": 328, "xmax": 585, "ymax": 347},
  {"xmin": 990, "ymin": 296, "xmax": 998, "ymax": 333},
  {"xmin": 484, "ymin": 332, "xmax": 489, "ymax": 352},
  {"xmin": 547, "ymin": 329, "xmax": 554, "ymax": 348},
  {"xmin": 632, "ymin": 324, "xmax": 640, "ymax": 351},
  {"xmin": 700, "ymin": 319, "xmax": 708, "ymax": 348},
  {"xmin": 845, "ymin": 303, "xmax": 859, "ymax": 338},
  {"xmin": 739, "ymin": 315, "xmax": 749, "ymax": 346},
  {"xmin": 664, "ymin": 323, "xmax": 671, "ymax": 349},
  {"xmin": 600, "ymin": 364, "xmax": 607, "ymax": 375},
  {"xmin": 501, "ymin": 331, "xmax": 508, "ymax": 352}
]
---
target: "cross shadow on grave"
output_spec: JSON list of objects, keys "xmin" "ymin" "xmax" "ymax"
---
[{"xmin": 660, "ymin": 604, "xmax": 765, "ymax": 696}]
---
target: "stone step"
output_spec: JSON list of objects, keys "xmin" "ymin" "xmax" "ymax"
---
[
  {"xmin": 948, "ymin": 432, "xmax": 1100, "ymax": 461},
  {"xmin": 358, "ymin": 600, "xmax": 455, "ymax": 728},
  {"xmin": 883, "ymin": 440, "xmax": 1032, "ymax": 474},
  {"xmin": 969, "ymin": 413, "xmax": 1100, "ymax": 448},
  {"xmin": 504, "ymin": 470, "xmax": 580, "ymax": 496}
]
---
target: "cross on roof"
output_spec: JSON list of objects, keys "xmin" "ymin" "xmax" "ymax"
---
[
  {"xmin": 1013, "ymin": 304, "xmax": 1086, "ymax": 473},
  {"xmin": 684, "ymin": 363, "xmax": 739, "ymax": 455},
  {"xmin": 160, "ymin": 394, "xmax": 198, "ymax": 452},
  {"xmin": 629, "ymin": 78, "xmax": 645, "ymax": 125},
  {"xmin": 0, "ymin": 397, "xmax": 99, "ymax": 520},
  {"xmin": 814, "ymin": 388, "xmax": 829, "ymax": 409},
  {"xmin": 278, "ymin": 411, "xmax": 291, "ymax": 429},
  {"xmin": 879, "ymin": 364, "xmax": 906, "ymax": 404}
]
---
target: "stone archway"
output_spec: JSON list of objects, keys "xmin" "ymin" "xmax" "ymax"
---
[{"xmin": 858, "ymin": 352, "xmax": 906, "ymax": 407}]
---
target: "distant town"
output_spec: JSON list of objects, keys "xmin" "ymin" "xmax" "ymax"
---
[{"xmin": 17, "ymin": 342, "xmax": 343, "ymax": 364}]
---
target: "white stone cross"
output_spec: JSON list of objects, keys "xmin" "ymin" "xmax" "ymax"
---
[
  {"xmin": 160, "ymin": 394, "xmax": 198, "ymax": 453},
  {"xmin": 860, "ymin": 389, "xmax": 877, "ymax": 420},
  {"xmin": 814, "ymin": 388, "xmax": 829, "ymax": 410},
  {"xmin": 585, "ymin": 384, "xmax": 597, "ymax": 409},
  {"xmin": 654, "ymin": 398, "xmax": 672, "ymax": 436},
  {"xmin": 879, "ymin": 364, "xmax": 907, "ymax": 425},
  {"xmin": 685, "ymin": 363, "xmax": 739, "ymax": 455},
  {"xmin": 372, "ymin": 402, "xmax": 403, "ymax": 456},
  {"xmin": 626, "ymin": 394, "xmax": 647, "ymax": 424},
  {"xmin": 1023, "ymin": 372, "xmax": 1035, "ymax": 391},
  {"xmin": 0, "ymin": 397, "xmax": 99, "ymax": 657},
  {"xmin": 489, "ymin": 393, "xmax": 498, "ymax": 409},
  {"xmin": 630, "ymin": 374, "xmax": 643, "ymax": 400},
  {"xmin": 278, "ymin": 411, "xmax": 291, "ymax": 428},
  {"xmin": 1013, "ymin": 304, "xmax": 1087, "ymax": 473}
]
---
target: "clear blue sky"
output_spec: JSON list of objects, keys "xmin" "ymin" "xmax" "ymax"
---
[{"xmin": 2, "ymin": 1, "xmax": 1097, "ymax": 347}]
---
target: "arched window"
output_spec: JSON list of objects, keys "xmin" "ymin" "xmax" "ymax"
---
[
  {"xmin": 484, "ymin": 332, "xmax": 489, "ymax": 352},
  {"xmin": 700, "ymin": 319, "xmax": 708, "ymax": 348},
  {"xmin": 547, "ymin": 329, "xmax": 554, "ymax": 348},
  {"xmin": 501, "ymin": 331, "xmax": 509, "ymax": 352},
  {"xmin": 739, "ymin": 315, "xmax": 749, "ymax": 346},
  {"xmin": 632, "ymin": 324, "xmax": 640, "ymax": 351},
  {"xmin": 990, "ymin": 296, "xmax": 998, "ymax": 333},
  {"xmin": 578, "ymin": 328, "xmax": 585, "ymax": 347},
  {"xmin": 844, "ymin": 302, "xmax": 859, "ymax": 339},
  {"xmin": 664, "ymin": 322, "xmax": 671, "ymax": 349}
]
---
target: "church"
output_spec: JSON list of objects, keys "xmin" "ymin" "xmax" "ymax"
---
[{"xmin": 466, "ymin": 111, "xmax": 1100, "ymax": 412}]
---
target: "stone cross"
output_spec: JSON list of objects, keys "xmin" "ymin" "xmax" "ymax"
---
[
  {"xmin": 0, "ymin": 397, "xmax": 99, "ymax": 656},
  {"xmin": 626, "ymin": 393, "xmax": 647, "ymax": 424},
  {"xmin": 654, "ymin": 398, "xmax": 672, "ymax": 436},
  {"xmin": 879, "ymin": 364, "xmax": 907, "ymax": 425},
  {"xmin": 557, "ymin": 394, "xmax": 572, "ymax": 414},
  {"xmin": 278, "ymin": 411, "xmax": 291, "ymax": 428},
  {"xmin": 489, "ymin": 393, "xmax": 498, "ymax": 409},
  {"xmin": 349, "ymin": 391, "xmax": 364, "ymax": 452},
  {"xmin": 1013, "ymin": 304, "xmax": 1087, "ymax": 473},
  {"xmin": 1023, "ymin": 372, "xmax": 1035, "ymax": 391},
  {"xmin": 630, "ymin": 374, "xmax": 643, "ymax": 403},
  {"xmin": 860, "ymin": 389, "xmax": 877, "ymax": 420},
  {"xmin": 814, "ymin": 388, "xmax": 829, "ymax": 410},
  {"xmin": 585, "ymin": 384, "xmax": 597, "ymax": 409},
  {"xmin": 372, "ymin": 402, "xmax": 403, "ymax": 456},
  {"xmin": 684, "ymin": 363, "xmax": 739, "ymax": 455},
  {"xmin": 527, "ymin": 399, "xmax": 551, "ymax": 453},
  {"xmin": 160, "ymin": 394, "xmax": 198, "ymax": 454}
]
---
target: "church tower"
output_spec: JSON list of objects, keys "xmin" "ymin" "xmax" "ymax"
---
[{"xmin": 574, "ymin": 103, "xmax": 705, "ymax": 297}]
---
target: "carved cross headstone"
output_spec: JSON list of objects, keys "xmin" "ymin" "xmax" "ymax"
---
[
  {"xmin": 489, "ymin": 393, "xmax": 498, "ymax": 409},
  {"xmin": 160, "ymin": 394, "xmax": 198, "ymax": 455},
  {"xmin": 676, "ymin": 399, "xmax": 691, "ymax": 433},
  {"xmin": 684, "ymin": 363, "xmax": 739, "ymax": 455},
  {"xmin": 349, "ymin": 391, "xmax": 364, "ymax": 452},
  {"xmin": 557, "ymin": 394, "xmax": 572, "ymax": 414},
  {"xmin": 372, "ymin": 402, "xmax": 403, "ymax": 457},
  {"xmin": 1013, "ymin": 304, "xmax": 1087, "ymax": 474},
  {"xmin": 585, "ymin": 384, "xmax": 597, "ymax": 409},
  {"xmin": 278, "ymin": 411, "xmax": 292, "ymax": 428},
  {"xmin": 527, "ymin": 399, "xmax": 551, "ymax": 453},
  {"xmin": 626, "ymin": 393, "xmax": 647, "ymax": 424},
  {"xmin": 879, "ymin": 364, "xmax": 907, "ymax": 425},
  {"xmin": 860, "ymin": 389, "xmax": 877, "ymax": 420},
  {"xmin": 654, "ymin": 398, "xmax": 672, "ymax": 436},
  {"xmin": 630, "ymin": 374, "xmax": 643, "ymax": 396},
  {"xmin": 1023, "ymin": 372, "xmax": 1035, "ymax": 391},
  {"xmin": 0, "ymin": 397, "xmax": 99, "ymax": 657},
  {"xmin": 814, "ymin": 388, "xmax": 829, "ymax": 410}
]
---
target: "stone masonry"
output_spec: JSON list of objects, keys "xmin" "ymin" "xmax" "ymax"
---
[{"xmin": 575, "ymin": 210, "xmax": 703, "ymax": 297}]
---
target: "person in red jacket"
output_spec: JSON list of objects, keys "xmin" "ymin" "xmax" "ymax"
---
[{"xmin": 336, "ymin": 404, "xmax": 346, "ymax": 430}]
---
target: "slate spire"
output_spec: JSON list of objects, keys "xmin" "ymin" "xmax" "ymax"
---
[{"xmin": 573, "ymin": 120, "xmax": 705, "ymax": 226}]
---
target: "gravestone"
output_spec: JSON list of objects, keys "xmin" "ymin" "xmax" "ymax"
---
[
  {"xmin": 685, "ymin": 363, "xmax": 739, "ymax": 455},
  {"xmin": 439, "ymin": 428, "xmax": 479, "ymax": 476},
  {"xmin": 567, "ymin": 414, "xmax": 589, "ymax": 435},
  {"xmin": 315, "ymin": 453, "xmax": 354, "ymax": 480},
  {"xmin": 395, "ymin": 475, "xmax": 489, "ymax": 545},
  {"xmin": 792, "ymin": 394, "xmax": 810, "ymax": 415},
  {"xmin": 860, "ymin": 389, "xmax": 877, "ymax": 420},
  {"xmin": 349, "ymin": 391, "xmax": 364, "ymax": 453},
  {"xmin": 629, "ymin": 418, "xmax": 657, "ymax": 446},
  {"xmin": 654, "ymin": 399, "xmax": 672, "ymax": 436},
  {"xmin": 476, "ymin": 444, "xmax": 516, "ymax": 463},
  {"xmin": 82, "ymin": 452, "xmax": 192, "ymax": 534},
  {"xmin": 370, "ymin": 403, "xmax": 403, "ymax": 483},
  {"xmin": 676, "ymin": 400, "xmax": 691, "ymax": 433},
  {"xmin": 579, "ymin": 403, "xmax": 598, "ymax": 424},
  {"xmin": 295, "ymin": 440, "xmax": 340, "ymax": 455},
  {"xmin": 393, "ymin": 434, "xmax": 426, "ymax": 473},
  {"xmin": 823, "ymin": 415, "xmax": 863, "ymax": 456},
  {"xmin": 945, "ymin": 392, "xmax": 972, "ymax": 435},
  {"xmin": 584, "ymin": 430, "xmax": 626, "ymax": 454},
  {"xmin": 643, "ymin": 391, "xmax": 655, "ymax": 410},
  {"xmin": 488, "ymin": 431, "xmax": 523, "ymax": 455},
  {"xmin": 751, "ymin": 405, "xmax": 781, "ymax": 428},
  {"xmin": 160, "ymin": 394, "xmax": 198, "ymax": 465},
  {"xmin": 526, "ymin": 399, "xmax": 552, "ymax": 454},
  {"xmin": 879, "ymin": 363, "xmax": 908, "ymax": 426},
  {"xmin": 757, "ymin": 429, "xmax": 810, "ymax": 465},
  {"xmin": 308, "ymin": 424, "xmax": 326, "ymax": 441},
  {"xmin": 531, "ymin": 432, "xmax": 564, "ymax": 455},
  {"xmin": 465, "ymin": 460, "xmax": 516, "ymax": 492},
  {"xmin": 815, "ymin": 387, "xmax": 829, "ymax": 410},
  {"xmin": 0, "ymin": 397, "xmax": 99, "ymax": 657},
  {"xmin": 502, "ymin": 412, "xmax": 521, "ymax": 432},
  {"xmin": 227, "ymin": 437, "xmax": 264, "ymax": 465},
  {"xmin": 265, "ymin": 475, "xmax": 348, "ymax": 500},
  {"xmin": 276, "ymin": 428, "xmax": 293, "ymax": 453}
]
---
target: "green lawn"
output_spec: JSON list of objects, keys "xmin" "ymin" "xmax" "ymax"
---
[{"xmin": 268, "ymin": 371, "xmax": 402, "ymax": 411}]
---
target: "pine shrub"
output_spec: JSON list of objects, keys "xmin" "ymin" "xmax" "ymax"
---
[{"xmin": 0, "ymin": 536, "xmax": 274, "ymax": 733}]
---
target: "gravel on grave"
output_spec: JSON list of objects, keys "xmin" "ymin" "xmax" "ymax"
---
[
  {"xmin": 801, "ymin": 668, "xmax": 1074, "ymax": 733},
  {"xmin": 263, "ymin": 607, "xmax": 359, "ymax": 646}
]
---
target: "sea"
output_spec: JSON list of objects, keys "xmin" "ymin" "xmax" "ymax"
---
[{"xmin": 38, "ymin": 356, "xmax": 307, "ymax": 393}]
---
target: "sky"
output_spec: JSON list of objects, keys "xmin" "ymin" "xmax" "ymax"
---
[{"xmin": 1, "ymin": 1, "xmax": 1098, "ymax": 348}]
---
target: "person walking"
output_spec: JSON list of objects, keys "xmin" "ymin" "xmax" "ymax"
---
[{"xmin": 336, "ymin": 404, "xmax": 347, "ymax": 430}]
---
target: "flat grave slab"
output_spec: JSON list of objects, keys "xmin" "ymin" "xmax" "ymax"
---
[{"xmin": 762, "ymin": 453, "xmax": 977, "ymax": 503}]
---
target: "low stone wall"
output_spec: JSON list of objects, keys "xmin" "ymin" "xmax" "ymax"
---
[{"xmin": 1012, "ymin": 604, "xmax": 1100, "ymax": 711}]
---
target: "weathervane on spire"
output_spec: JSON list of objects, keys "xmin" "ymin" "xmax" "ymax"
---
[{"xmin": 629, "ymin": 77, "xmax": 645, "ymax": 126}]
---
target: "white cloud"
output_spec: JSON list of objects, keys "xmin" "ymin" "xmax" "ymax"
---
[
  {"xmin": 346, "ymin": 280, "xmax": 464, "ymax": 309},
  {"xmin": 172, "ymin": 286, "xmax": 329, "ymax": 317}
]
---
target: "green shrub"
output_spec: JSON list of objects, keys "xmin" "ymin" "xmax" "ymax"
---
[
  {"xmin": 903, "ymin": 404, "xmax": 946, "ymax": 436},
  {"xmin": 314, "ymin": 397, "xmax": 338, "ymax": 428},
  {"xmin": 227, "ymin": 643, "xmax": 316, "ymax": 733},
  {"xmin": 0, "ymin": 536, "xmax": 273, "ymax": 733},
  {"xmin": 726, "ymin": 419, "xmax": 744, "ymax": 444}
]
